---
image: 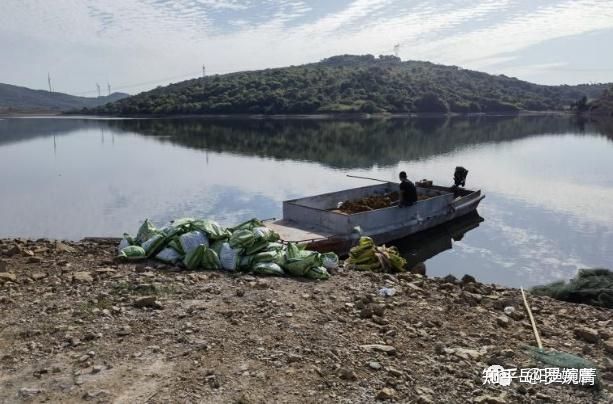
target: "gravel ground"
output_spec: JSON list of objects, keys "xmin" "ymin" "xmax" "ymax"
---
[{"xmin": 0, "ymin": 238, "xmax": 611, "ymax": 403}]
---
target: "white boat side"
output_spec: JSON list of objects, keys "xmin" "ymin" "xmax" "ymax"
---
[{"xmin": 266, "ymin": 182, "xmax": 484, "ymax": 254}]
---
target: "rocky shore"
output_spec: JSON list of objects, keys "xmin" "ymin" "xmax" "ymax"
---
[{"xmin": 0, "ymin": 238, "xmax": 611, "ymax": 403}]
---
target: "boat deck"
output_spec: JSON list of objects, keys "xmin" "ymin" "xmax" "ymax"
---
[{"xmin": 265, "ymin": 219, "xmax": 334, "ymax": 243}]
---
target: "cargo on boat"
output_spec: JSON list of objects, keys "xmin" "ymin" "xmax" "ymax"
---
[{"xmin": 265, "ymin": 181, "xmax": 485, "ymax": 255}]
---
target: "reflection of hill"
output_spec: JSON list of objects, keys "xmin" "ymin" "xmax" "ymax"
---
[
  {"xmin": 107, "ymin": 115, "xmax": 608, "ymax": 169},
  {"xmin": 0, "ymin": 118, "xmax": 107, "ymax": 146},
  {"xmin": 2, "ymin": 116, "xmax": 611, "ymax": 169}
]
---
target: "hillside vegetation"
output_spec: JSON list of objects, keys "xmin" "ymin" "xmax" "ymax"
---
[
  {"xmin": 588, "ymin": 85, "xmax": 613, "ymax": 116},
  {"xmin": 87, "ymin": 55, "xmax": 609, "ymax": 115},
  {"xmin": 0, "ymin": 82, "xmax": 128, "ymax": 113}
]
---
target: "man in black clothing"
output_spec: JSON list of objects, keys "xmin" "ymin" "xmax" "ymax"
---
[{"xmin": 398, "ymin": 171, "xmax": 417, "ymax": 207}]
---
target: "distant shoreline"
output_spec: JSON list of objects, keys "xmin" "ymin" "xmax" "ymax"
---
[{"xmin": 1, "ymin": 110, "xmax": 573, "ymax": 120}]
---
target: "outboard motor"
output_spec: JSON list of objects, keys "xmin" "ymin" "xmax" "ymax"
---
[{"xmin": 453, "ymin": 166, "xmax": 468, "ymax": 187}]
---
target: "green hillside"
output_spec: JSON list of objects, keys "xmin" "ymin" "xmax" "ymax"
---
[
  {"xmin": 0, "ymin": 82, "xmax": 128, "ymax": 113},
  {"xmin": 86, "ymin": 55, "xmax": 609, "ymax": 115},
  {"xmin": 588, "ymin": 86, "xmax": 613, "ymax": 116}
]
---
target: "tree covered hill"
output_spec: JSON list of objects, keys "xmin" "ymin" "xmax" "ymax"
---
[
  {"xmin": 0, "ymin": 82, "xmax": 128, "ymax": 113},
  {"xmin": 588, "ymin": 85, "xmax": 613, "ymax": 116},
  {"xmin": 86, "ymin": 55, "xmax": 610, "ymax": 115}
]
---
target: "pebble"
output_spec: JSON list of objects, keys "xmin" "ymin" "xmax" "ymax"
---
[
  {"xmin": 72, "ymin": 271, "xmax": 94, "ymax": 283},
  {"xmin": 83, "ymin": 390, "xmax": 109, "ymax": 400},
  {"xmin": 117, "ymin": 326, "xmax": 132, "ymax": 336},
  {"xmin": 452, "ymin": 348, "xmax": 482, "ymax": 360},
  {"xmin": 254, "ymin": 279, "xmax": 269, "ymax": 290},
  {"xmin": 574, "ymin": 327, "xmax": 600, "ymax": 343},
  {"xmin": 359, "ymin": 344, "xmax": 396, "ymax": 355},
  {"xmin": 0, "ymin": 272, "xmax": 17, "ymax": 283},
  {"xmin": 387, "ymin": 367, "xmax": 403, "ymax": 377},
  {"xmin": 409, "ymin": 263, "xmax": 426, "ymax": 275},
  {"xmin": 414, "ymin": 387, "xmax": 435, "ymax": 403},
  {"xmin": 287, "ymin": 354, "xmax": 303, "ymax": 363},
  {"xmin": 495, "ymin": 315, "xmax": 510, "ymax": 327},
  {"xmin": 376, "ymin": 387, "xmax": 395, "ymax": 400},
  {"xmin": 19, "ymin": 387, "xmax": 43, "ymax": 397},
  {"xmin": 368, "ymin": 361, "xmax": 382, "ymax": 370},
  {"xmin": 55, "ymin": 242, "xmax": 77, "ymax": 253},
  {"xmin": 338, "ymin": 367, "xmax": 357, "ymax": 381},
  {"xmin": 473, "ymin": 394, "xmax": 506, "ymax": 404},
  {"xmin": 461, "ymin": 274, "xmax": 476, "ymax": 284},
  {"xmin": 134, "ymin": 296, "xmax": 164, "ymax": 310},
  {"xmin": 604, "ymin": 339, "xmax": 613, "ymax": 354},
  {"xmin": 31, "ymin": 272, "xmax": 47, "ymax": 280}
]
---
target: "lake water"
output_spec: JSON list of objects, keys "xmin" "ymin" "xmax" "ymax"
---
[{"xmin": 1, "ymin": 115, "xmax": 612, "ymax": 287}]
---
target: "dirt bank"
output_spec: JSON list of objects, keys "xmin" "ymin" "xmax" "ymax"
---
[{"xmin": 0, "ymin": 238, "xmax": 611, "ymax": 403}]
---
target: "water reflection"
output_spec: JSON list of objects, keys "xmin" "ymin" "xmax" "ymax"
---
[
  {"xmin": 392, "ymin": 212, "xmax": 484, "ymax": 273},
  {"xmin": 105, "ymin": 115, "xmax": 613, "ymax": 169}
]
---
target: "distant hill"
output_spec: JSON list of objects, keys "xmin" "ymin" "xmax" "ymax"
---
[
  {"xmin": 86, "ymin": 55, "xmax": 609, "ymax": 115},
  {"xmin": 0, "ymin": 83, "xmax": 129, "ymax": 113},
  {"xmin": 588, "ymin": 86, "xmax": 613, "ymax": 117}
]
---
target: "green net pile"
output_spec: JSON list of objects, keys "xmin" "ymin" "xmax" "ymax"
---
[{"xmin": 530, "ymin": 268, "xmax": 613, "ymax": 308}]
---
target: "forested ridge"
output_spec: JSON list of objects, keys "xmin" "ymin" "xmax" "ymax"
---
[
  {"xmin": 0, "ymin": 82, "xmax": 128, "ymax": 113},
  {"xmin": 588, "ymin": 85, "xmax": 613, "ymax": 116},
  {"xmin": 86, "ymin": 55, "xmax": 610, "ymax": 115}
]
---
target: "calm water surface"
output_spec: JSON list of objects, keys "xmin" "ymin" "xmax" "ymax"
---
[{"xmin": 1, "ymin": 115, "xmax": 612, "ymax": 287}]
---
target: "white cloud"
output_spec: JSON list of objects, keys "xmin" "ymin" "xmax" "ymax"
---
[{"xmin": 1, "ymin": 0, "xmax": 612, "ymax": 94}]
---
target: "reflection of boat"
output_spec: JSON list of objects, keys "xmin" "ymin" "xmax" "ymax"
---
[
  {"xmin": 391, "ymin": 211, "xmax": 484, "ymax": 269},
  {"xmin": 265, "ymin": 182, "xmax": 485, "ymax": 255}
]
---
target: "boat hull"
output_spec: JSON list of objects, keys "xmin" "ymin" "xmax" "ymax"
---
[{"xmin": 267, "ymin": 182, "xmax": 485, "ymax": 255}]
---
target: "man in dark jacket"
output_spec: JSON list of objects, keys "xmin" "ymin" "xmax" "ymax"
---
[{"xmin": 399, "ymin": 171, "xmax": 417, "ymax": 207}]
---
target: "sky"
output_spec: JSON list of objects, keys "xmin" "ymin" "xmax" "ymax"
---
[{"xmin": 1, "ymin": 0, "xmax": 613, "ymax": 96}]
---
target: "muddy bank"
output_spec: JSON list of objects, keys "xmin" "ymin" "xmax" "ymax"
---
[{"xmin": 0, "ymin": 238, "xmax": 612, "ymax": 403}]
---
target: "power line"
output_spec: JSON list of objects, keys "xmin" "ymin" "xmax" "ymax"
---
[
  {"xmin": 71, "ymin": 66, "xmax": 244, "ymax": 96},
  {"xmin": 72, "ymin": 70, "xmax": 202, "ymax": 96}
]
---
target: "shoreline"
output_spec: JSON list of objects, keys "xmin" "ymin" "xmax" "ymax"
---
[
  {"xmin": 1, "ymin": 237, "xmax": 611, "ymax": 402},
  {"xmin": 1, "ymin": 110, "xmax": 573, "ymax": 120}
]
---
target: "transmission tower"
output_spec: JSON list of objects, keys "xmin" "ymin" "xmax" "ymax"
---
[
  {"xmin": 96, "ymin": 83, "xmax": 101, "ymax": 97},
  {"xmin": 47, "ymin": 73, "xmax": 53, "ymax": 92}
]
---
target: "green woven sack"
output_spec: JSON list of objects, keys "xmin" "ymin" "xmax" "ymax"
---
[{"xmin": 183, "ymin": 244, "xmax": 206, "ymax": 270}]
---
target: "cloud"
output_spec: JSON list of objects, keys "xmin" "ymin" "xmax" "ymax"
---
[{"xmin": 1, "ymin": 0, "xmax": 612, "ymax": 94}]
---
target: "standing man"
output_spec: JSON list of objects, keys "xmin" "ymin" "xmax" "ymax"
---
[{"xmin": 399, "ymin": 171, "xmax": 417, "ymax": 207}]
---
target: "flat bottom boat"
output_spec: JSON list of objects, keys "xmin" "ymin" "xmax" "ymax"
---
[{"xmin": 265, "ymin": 182, "xmax": 485, "ymax": 255}]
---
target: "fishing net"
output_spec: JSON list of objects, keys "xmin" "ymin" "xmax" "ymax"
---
[
  {"xmin": 519, "ymin": 287, "xmax": 601, "ymax": 389},
  {"xmin": 521, "ymin": 345, "xmax": 600, "ymax": 388},
  {"xmin": 530, "ymin": 269, "xmax": 613, "ymax": 308},
  {"xmin": 345, "ymin": 237, "xmax": 406, "ymax": 272}
]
